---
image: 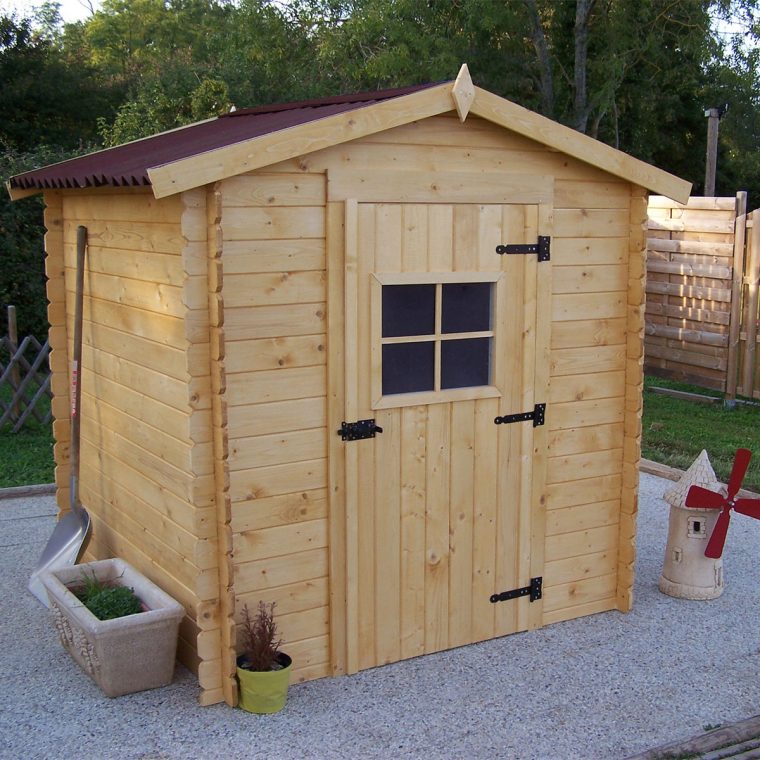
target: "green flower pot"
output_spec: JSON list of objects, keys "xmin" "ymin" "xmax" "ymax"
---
[{"xmin": 236, "ymin": 653, "xmax": 292, "ymax": 714}]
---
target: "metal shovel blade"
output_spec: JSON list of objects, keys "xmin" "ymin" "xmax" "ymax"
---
[{"xmin": 28, "ymin": 507, "xmax": 91, "ymax": 606}]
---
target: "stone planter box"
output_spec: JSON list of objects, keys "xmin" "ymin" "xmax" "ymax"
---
[{"xmin": 40, "ymin": 558, "xmax": 184, "ymax": 697}]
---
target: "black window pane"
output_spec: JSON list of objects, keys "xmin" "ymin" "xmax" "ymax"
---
[
  {"xmin": 382, "ymin": 285, "xmax": 436, "ymax": 337},
  {"xmin": 382, "ymin": 342, "xmax": 435, "ymax": 395},
  {"xmin": 441, "ymin": 283, "xmax": 491, "ymax": 334},
  {"xmin": 441, "ymin": 338, "xmax": 491, "ymax": 389}
]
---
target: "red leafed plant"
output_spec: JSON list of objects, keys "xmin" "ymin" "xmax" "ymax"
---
[{"xmin": 240, "ymin": 601, "xmax": 284, "ymax": 672}]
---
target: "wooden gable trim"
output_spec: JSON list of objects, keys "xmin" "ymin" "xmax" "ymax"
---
[
  {"xmin": 148, "ymin": 68, "xmax": 690, "ymax": 202},
  {"xmin": 148, "ymin": 82, "xmax": 456, "ymax": 198},
  {"xmin": 469, "ymin": 87, "xmax": 691, "ymax": 204}
]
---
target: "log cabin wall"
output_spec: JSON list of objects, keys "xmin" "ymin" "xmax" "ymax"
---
[
  {"xmin": 52, "ymin": 189, "xmax": 218, "ymax": 693},
  {"xmin": 219, "ymin": 113, "xmax": 643, "ymax": 684}
]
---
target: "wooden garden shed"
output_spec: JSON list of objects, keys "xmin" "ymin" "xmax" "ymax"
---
[{"xmin": 8, "ymin": 66, "xmax": 691, "ymax": 706}]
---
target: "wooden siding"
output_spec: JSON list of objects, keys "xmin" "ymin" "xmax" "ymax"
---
[
  {"xmin": 224, "ymin": 113, "xmax": 638, "ymax": 681},
  {"xmin": 54, "ymin": 190, "xmax": 216, "ymax": 695},
  {"xmin": 219, "ymin": 173, "xmax": 331, "ymax": 687}
]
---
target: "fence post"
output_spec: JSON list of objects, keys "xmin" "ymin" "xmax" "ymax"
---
[
  {"xmin": 744, "ymin": 212, "xmax": 760, "ymax": 400},
  {"xmin": 7, "ymin": 305, "xmax": 20, "ymax": 421},
  {"xmin": 725, "ymin": 192, "xmax": 748, "ymax": 405}
]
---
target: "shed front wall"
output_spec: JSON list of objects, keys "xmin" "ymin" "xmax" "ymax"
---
[
  {"xmin": 45, "ymin": 188, "xmax": 220, "ymax": 698},
  {"xmin": 218, "ymin": 112, "xmax": 646, "ymax": 693}
]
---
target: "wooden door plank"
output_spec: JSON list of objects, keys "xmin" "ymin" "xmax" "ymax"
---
[
  {"xmin": 428, "ymin": 205, "xmax": 454, "ymax": 272},
  {"xmin": 424, "ymin": 401, "xmax": 450, "ymax": 653},
  {"xmin": 448, "ymin": 400, "xmax": 475, "ymax": 648}
]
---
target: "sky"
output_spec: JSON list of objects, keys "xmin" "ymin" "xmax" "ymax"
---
[{"xmin": 1, "ymin": 0, "xmax": 102, "ymax": 24}]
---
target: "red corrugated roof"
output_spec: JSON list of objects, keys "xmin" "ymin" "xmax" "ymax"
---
[{"xmin": 9, "ymin": 83, "xmax": 439, "ymax": 193}]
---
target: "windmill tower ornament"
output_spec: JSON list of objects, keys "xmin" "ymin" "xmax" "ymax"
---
[
  {"xmin": 659, "ymin": 450, "xmax": 725, "ymax": 600},
  {"xmin": 685, "ymin": 448, "xmax": 760, "ymax": 559}
]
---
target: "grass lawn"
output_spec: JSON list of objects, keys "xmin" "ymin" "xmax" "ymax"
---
[
  {"xmin": 0, "ymin": 384, "xmax": 55, "ymax": 489},
  {"xmin": 0, "ymin": 374, "xmax": 757, "ymax": 492},
  {"xmin": 642, "ymin": 376, "xmax": 760, "ymax": 493}
]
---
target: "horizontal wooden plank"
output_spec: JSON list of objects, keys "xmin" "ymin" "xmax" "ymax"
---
[
  {"xmin": 63, "ymin": 220, "xmax": 181, "ymax": 258},
  {"xmin": 287, "ymin": 636, "xmax": 330, "ymax": 676},
  {"xmin": 545, "ymin": 549, "xmax": 617, "ymax": 586},
  {"xmin": 554, "ymin": 208, "xmax": 630, "ymax": 238},
  {"xmin": 223, "ymin": 271, "xmax": 326, "ymax": 309},
  {"xmin": 225, "ymin": 335, "xmax": 326, "ymax": 374},
  {"xmin": 328, "ymin": 169, "xmax": 552, "ymax": 204},
  {"xmin": 546, "ymin": 525, "xmax": 620, "ymax": 562},
  {"xmin": 549, "ymin": 397, "xmax": 624, "ymax": 430},
  {"xmin": 234, "ymin": 547, "xmax": 328, "ymax": 594},
  {"xmin": 550, "ymin": 318, "xmax": 627, "ymax": 350},
  {"xmin": 547, "ymin": 422, "xmax": 624, "ymax": 457},
  {"xmin": 542, "ymin": 596, "xmax": 616, "ymax": 625},
  {"xmin": 645, "ymin": 323, "xmax": 728, "ymax": 347},
  {"xmin": 542, "ymin": 573, "xmax": 618, "ymax": 613},
  {"xmin": 222, "ymin": 206, "xmax": 324, "ymax": 241},
  {"xmin": 648, "ymin": 195, "xmax": 737, "ymax": 211},
  {"xmin": 552, "ymin": 238, "xmax": 627, "ymax": 266},
  {"xmin": 222, "ymin": 239, "xmax": 325, "ymax": 274},
  {"xmin": 226, "ymin": 365, "xmax": 326, "ymax": 406},
  {"xmin": 236, "ymin": 605, "xmax": 329, "ymax": 647},
  {"xmin": 555, "ymin": 180, "xmax": 631, "ymax": 209},
  {"xmin": 648, "ymin": 215, "xmax": 735, "ymax": 235},
  {"xmin": 545, "ymin": 500, "xmax": 619, "ymax": 536},
  {"xmin": 549, "ymin": 373, "xmax": 625, "ymax": 404},
  {"xmin": 547, "ymin": 474, "xmax": 622, "ymax": 510},
  {"xmin": 646, "ymin": 280, "xmax": 731, "ymax": 303},
  {"xmin": 230, "ymin": 488, "xmax": 328, "ymax": 533},
  {"xmin": 551, "ymin": 292, "xmax": 626, "ymax": 322},
  {"xmin": 63, "ymin": 192, "xmax": 182, "ymax": 223},
  {"xmin": 235, "ymin": 577, "xmax": 329, "ymax": 617},
  {"xmin": 224, "ymin": 302, "xmax": 326, "ymax": 341},
  {"xmin": 550, "ymin": 345, "xmax": 626, "ymax": 377},
  {"xmin": 227, "ymin": 396, "xmax": 326, "ymax": 439},
  {"xmin": 645, "ymin": 237, "xmax": 734, "ymax": 258},
  {"xmin": 233, "ymin": 518, "xmax": 328, "ymax": 561},
  {"xmin": 645, "ymin": 301, "xmax": 731, "ymax": 326},
  {"xmin": 229, "ymin": 458, "xmax": 327, "ymax": 503},
  {"xmin": 646, "ymin": 343, "xmax": 727, "ymax": 371},
  {"xmin": 65, "ymin": 240, "xmax": 183, "ymax": 284},
  {"xmin": 646, "ymin": 258, "xmax": 732, "ymax": 279},
  {"xmin": 229, "ymin": 428, "xmax": 327, "ymax": 471},
  {"xmin": 551, "ymin": 265, "xmax": 627, "ymax": 294},
  {"xmin": 221, "ymin": 173, "xmax": 326, "ymax": 207},
  {"xmin": 547, "ymin": 449, "xmax": 623, "ymax": 485}
]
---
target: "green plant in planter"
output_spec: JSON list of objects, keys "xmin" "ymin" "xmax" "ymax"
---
[
  {"xmin": 74, "ymin": 570, "xmax": 143, "ymax": 621},
  {"xmin": 236, "ymin": 601, "xmax": 292, "ymax": 714}
]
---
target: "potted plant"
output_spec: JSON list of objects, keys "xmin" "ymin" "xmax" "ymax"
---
[
  {"xmin": 236, "ymin": 601, "xmax": 292, "ymax": 713},
  {"xmin": 40, "ymin": 557, "xmax": 184, "ymax": 697}
]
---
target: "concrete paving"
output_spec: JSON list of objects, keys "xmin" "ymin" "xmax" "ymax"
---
[{"xmin": 1, "ymin": 472, "xmax": 759, "ymax": 760}]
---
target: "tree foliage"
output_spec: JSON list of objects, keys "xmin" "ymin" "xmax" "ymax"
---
[{"xmin": 3, "ymin": 0, "xmax": 760, "ymax": 340}]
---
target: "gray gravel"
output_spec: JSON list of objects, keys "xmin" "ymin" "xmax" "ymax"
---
[{"xmin": 1, "ymin": 472, "xmax": 759, "ymax": 760}]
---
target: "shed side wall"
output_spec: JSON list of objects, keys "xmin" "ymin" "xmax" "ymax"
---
[
  {"xmin": 221, "ymin": 113, "xmax": 639, "ymax": 679},
  {"xmin": 55, "ymin": 190, "xmax": 216, "ymax": 686}
]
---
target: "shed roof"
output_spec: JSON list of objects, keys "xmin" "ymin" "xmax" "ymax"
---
[{"xmin": 7, "ymin": 66, "xmax": 691, "ymax": 203}]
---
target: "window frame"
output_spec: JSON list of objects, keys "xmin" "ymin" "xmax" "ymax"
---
[{"xmin": 370, "ymin": 271, "xmax": 503, "ymax": 410}]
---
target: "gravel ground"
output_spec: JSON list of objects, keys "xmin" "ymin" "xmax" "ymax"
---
[{"xmin": 1, "ymin": 472, "xmax": 759, "ymax": 760}]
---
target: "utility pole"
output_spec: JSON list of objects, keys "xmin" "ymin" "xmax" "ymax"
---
[{"xmin": 704, "ymin": 104, "xmax": 728, "ymax": 197}]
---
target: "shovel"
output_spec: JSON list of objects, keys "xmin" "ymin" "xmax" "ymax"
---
[{"xmin": 29, "ymin": 225, "xmax": 92, "ymax": 606}]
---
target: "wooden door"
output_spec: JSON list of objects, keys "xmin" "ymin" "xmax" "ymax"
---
[{"xmin": 330, "ymin": 201, "xmax": 550, "ymax": 674}]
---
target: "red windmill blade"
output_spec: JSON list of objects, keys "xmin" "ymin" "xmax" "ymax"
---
[{"xmin": 685, "ymin": 449, "xmax": 760, "ymax": 559}]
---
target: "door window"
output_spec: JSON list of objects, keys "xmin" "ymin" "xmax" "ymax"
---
[{"xmin": 373, "ymin": 273, "xmax": 501, "ymax": 408}]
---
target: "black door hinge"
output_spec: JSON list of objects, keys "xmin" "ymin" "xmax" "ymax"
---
[
  {"xmin": 490, "ymin": 577, "xmax": 543, "ymax": 604},
  {"xmin": 337, "ymin": 419, "xmax": 383, "ymax": 441},
  {"xmin": 494, "ymin": 403, "xmax": 546, "ymax": 428},
  {"xmin": 496, "ymin": 236, "xmax": 550, "ymax": 262}
]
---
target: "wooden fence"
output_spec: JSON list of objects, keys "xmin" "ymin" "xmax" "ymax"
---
[
  {"xmin": 0, "ymin": 306, "xmax": 52, "ymax": 432},
  {"xmin": 645, "ymin": 193, "xmax": 760, "ymax": 400}
]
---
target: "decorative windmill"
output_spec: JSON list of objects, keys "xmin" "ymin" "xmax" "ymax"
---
[{"xmin": 685, "ymin": 449, "xmax": 760, "ymax": 559}]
